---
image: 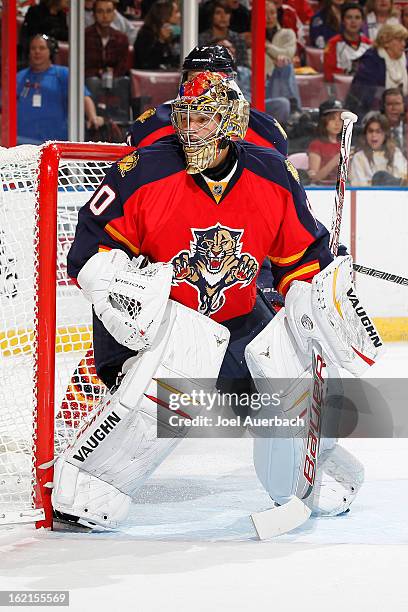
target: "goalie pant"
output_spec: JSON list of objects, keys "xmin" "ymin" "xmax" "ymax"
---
[{"xmin": 52, "ymin": 300, "xmax": 230, "ymax": 528}]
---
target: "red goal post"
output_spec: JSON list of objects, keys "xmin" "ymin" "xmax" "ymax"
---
[{"xmin": 0, "ymin": 141, "xmax": 133, "ymax": 529}]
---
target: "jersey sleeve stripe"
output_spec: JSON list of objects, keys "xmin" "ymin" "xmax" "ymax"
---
[
  {"xmin": 269, "ymin": 247, "xmax": 308, "ymax": 266},
  {"xmin": 277, "ymin": 261, "xmax": 320, "ymax": 295},
  {"xmin": 104, "ymin": 223, "xmax": 140, "ymax": 255},
  {"xmin": 98, "ymin": 245, "xmax": 112, "ymax": 253}
]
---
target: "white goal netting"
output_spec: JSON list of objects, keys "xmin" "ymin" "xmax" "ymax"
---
[{"xmin": 0, "ymin": 143, "xmax": 126, "ymax": 525}]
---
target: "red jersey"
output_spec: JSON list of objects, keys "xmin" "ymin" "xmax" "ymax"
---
[
  {"xmin": 324, "ymin": 34, "xmax": 372, "ymax": 82},
  {"xmin": 308, "ymin": 139, "xmax": 341, "ymax": 183},
  {"xmin": 68, "ymin": 138, "xmax": 332, "ymax": 379}
]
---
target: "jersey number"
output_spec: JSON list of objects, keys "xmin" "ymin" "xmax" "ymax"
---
[{"xmin": 89, "ymin": 185, "xmax": 116, "ymax": 216}]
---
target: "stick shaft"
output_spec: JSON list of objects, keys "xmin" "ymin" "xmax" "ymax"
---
[
  {"xmin": 329, "ymin": 112, "xmax": 357, "ymax": 256},
  {"xmin": 353, "ymin": 263, "xmax": 408, "ymax": 286}
]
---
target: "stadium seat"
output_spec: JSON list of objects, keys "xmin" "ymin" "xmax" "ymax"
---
[
  {"xmin": 295, "ymin": 73, "xmax": 328, "ymax": 110},
  {"xmin": 305, "ymin": 47, "xmax": 324, "ymax": 73},
  {"xmin": 333, "ymin": 74, "xmax": 353, "ymax": 104},
  {"xmin": 54, "ymin": 41, "xmax": 69, "ymax": 66},
  {"xmin": 287, "ymin": 152, "xmax": 309, "ymax": 170},
  {"xmin": 130, "ymin": 69, "xmax": 180, "ymax": 115}
]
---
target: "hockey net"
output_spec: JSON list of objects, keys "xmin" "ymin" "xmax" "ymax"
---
[{"xmin": 0, "ymin": 142, "xmax": 132, "ymax": 528}]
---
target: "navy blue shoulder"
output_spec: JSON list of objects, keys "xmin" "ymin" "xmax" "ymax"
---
[
  {"xmin": 236, "ymin": 141, "xmax": 294, "ymax": 192},
  {"xmin": 247, "ymin": 108, "xmax": 288, "ymax": 156},
  {"xmin": 126, "ymin": 103, "xmax": 172, "ymax": 145},
  {"xmin": 109, "ymin": 136, "xmax": 185, "ymax": 201}
]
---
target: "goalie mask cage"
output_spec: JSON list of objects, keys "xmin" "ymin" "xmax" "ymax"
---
[{"xmin": 0, "ymin": 142, "xmax": 132, "ymax": 529}]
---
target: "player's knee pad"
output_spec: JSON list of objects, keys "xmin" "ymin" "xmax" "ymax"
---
[
  {"xmin": 311, "ymin": 444, "xmax": 364, "ymax": 516},
  {"xmin": 52, "ymin": 301, "xmax": 230, "ymax": 528}
]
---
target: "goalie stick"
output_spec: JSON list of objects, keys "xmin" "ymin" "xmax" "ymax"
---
[
  {"xmin": 353, "ymin": 264, "xmax": 408, "ymax": 286},
  {"xmin": 251, "ymin": 111, "xmax": 358, "ymax": 540}
]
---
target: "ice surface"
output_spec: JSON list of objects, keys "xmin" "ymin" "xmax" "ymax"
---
[{"xmin": 0, "ymin": 344, "xmax": 407, "ymax": 612}]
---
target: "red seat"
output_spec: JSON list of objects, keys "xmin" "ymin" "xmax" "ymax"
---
[
  {"xmin": 295, "ymin": 73, "xmax": 328, "ymax": 109},
  {"xmin": 333, "ymin": 74, "xmax": 353, "ymax": 104},
  {"xmin": 130, "ymin": 69, "xmax": 180, "ymax": 112},
  {"xmin": 305, "ymin": 46, "xmax": 324, "ymax": 73},
  {"xmin": 54, "ymin": 41, "xmax": 69, "ymax": 66}
]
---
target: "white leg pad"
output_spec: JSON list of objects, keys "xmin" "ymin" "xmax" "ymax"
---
[
  {"xmin": 311, "ymin": 444, "xmax": 364, "ymax": 516},
  {"xmin": 245, "ymin": 309, "xmax": 313, "ymax": 502},
  {"xmin": 246, "ymin": 309, "xmax": 364, "ymax": 516},
  {"xmin": 53, "ymin": 460, "xmax": 131, "ymax": 528},
  {"xmin": 52, "ymin": 300, "xmax": 229, "ymax": 527}
]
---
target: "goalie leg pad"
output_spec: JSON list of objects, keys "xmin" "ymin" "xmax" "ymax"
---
[
  {"xmin": 246, "ymin": 310, "xmax": 364, "ymax": 515},
  {"xmin": 52, "ymin": 460, "xmax": 131, "ymax": 529},
  {"xmin": 52, "ymin": 301, "xmax": 230, "ymax": 527},
  {"xmin": 245, "ymin": 309, "xmax": 312, "ymax": 504},
  {"xmin": 311, "ymin": 444, "xmax": 364, "ymax": 516}
]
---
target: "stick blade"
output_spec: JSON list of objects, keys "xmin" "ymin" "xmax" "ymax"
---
[{"xmin": 251, "ymin": 497, "xmax": 311, "ymax": 539}]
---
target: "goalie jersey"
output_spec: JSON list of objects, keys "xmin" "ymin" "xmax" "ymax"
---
[
  {"xmin": 68, "ymin": 138, "xmax": 332, "ymax": 384},
  {"xmin": 126, "ymin": 103, "xmax": 289, "ymax": 156}
]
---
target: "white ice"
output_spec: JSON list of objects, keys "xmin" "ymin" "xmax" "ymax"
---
[{"xmin": 1, "ymin": 344, "xmax": 407, "ymax": 612}]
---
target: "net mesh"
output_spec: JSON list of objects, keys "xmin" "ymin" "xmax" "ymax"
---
[{"xmin": 0, "ymin": 144, "xmax": 117, "ymax": 525}]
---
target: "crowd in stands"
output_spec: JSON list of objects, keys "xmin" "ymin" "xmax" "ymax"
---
[{"xmin": 7, "ymin": 0, "xmax": 408, "ymax": 187}]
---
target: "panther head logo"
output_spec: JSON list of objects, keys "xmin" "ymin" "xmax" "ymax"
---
[{"xmin": 172, "ymin": 224, "xmax": 258, "ymax": 316}]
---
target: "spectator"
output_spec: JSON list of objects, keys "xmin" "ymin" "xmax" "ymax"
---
[
  {"xmin": 350, "ymin": 112, "xmax": 407, "ymax": 185},
  {"xmin": 260, "ymin": 0, "xmax": 301, "ymax": 111},
  {"xmin": 220, "ymin": 38, "xmax": 291, "ymax": 124},
  {"xmin": 324, "ymin": 3, "xmax": 371, "ymax": 82},
  {"xmin": 85, "ymin": 0, "xmax": 140, "ymax": 45},
  {"xmin": 85, "ymin": 0, "xmax": 95, "ymax": 27},
  {"xmin": 346, "ymin": 23, "xmax": 408, "ymax": 118},
  {"xmin": 117, "ymin": 0, "xmax": 143, "ymax": 19},
  {"xmin": 199, "ymin": 1, "xmax": 249, "ymax": 67},
  {"xmin": 200, "ymin": 0, "xmax": 251, "ymax": 34},
  {"xmin": 17, "ymin": 34, "xmax": 103, "ymax": 144},
  {"xmin": 363, "ymin": 0, "xmax": 400, "ymax": 42},
  {"xmin": 308, "ymin": 99, "xmax": 344, "ymax": 184},
  {"xmin": 223, "ymin": 0, "xmax": 251, "ymax": 33},
  {"xmin": 133, "ymin": 0, "xmax": 181, "ymax": 69},
  {"xmin": 400, "ymin": 4, "xmax": 408, "ymax": 51},
  {"xmin": 381, "ymin": 87, "xmax": 407, "ymax": 154},
  {"xmin": 264, "ymin": 0, "xmax": 297, "ymax": 76},
  {"xmin": 310, "ymin": 0, "xmax": 344, "ymax": 49},
  {"xmin": 288, "ymin": 0, "xmax": 313, "ymax": 25},
  {"xmin": 85, "ymin": 0, "xmax": 129, "ymax": 78},
  {"xmin": 20, "ymin": 0, "xmax": 69, "ymax": 60},
  {"xmin": 274, "ymin": 0, "xmax": 305, "ymax": 47}
]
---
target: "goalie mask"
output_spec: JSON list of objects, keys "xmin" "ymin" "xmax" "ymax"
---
[{"xmin": 171, "ymin": 71, "xmax": 250, "ymax": 174}]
